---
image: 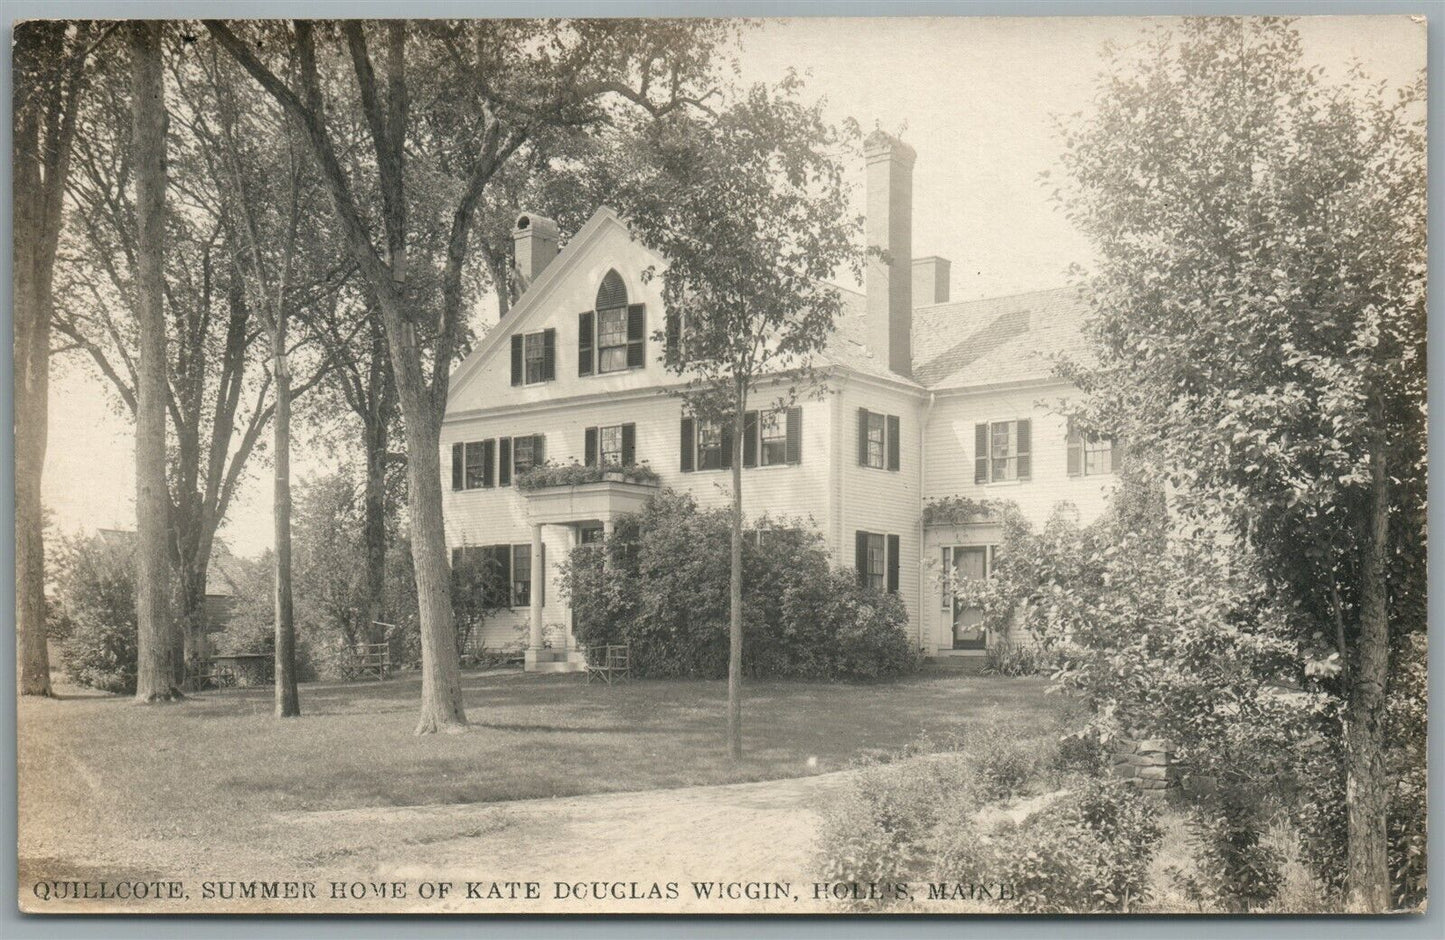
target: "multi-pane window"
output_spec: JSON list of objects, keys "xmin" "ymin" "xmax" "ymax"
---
[
  {"xmin": 759, "ymin": 410, "xmax": 787, "ymax": 466},
  {"xmin": 1067, "ymin": 418, "xmax": 1117, "ymax": 477},
  {"xmin": 857, "ymin": 408, "xmax": 900, "ymax": 471},
  {"xmin": 865, "ymin": 533, "xmax": 886, "ymax": 592},
  {"xmin": 523, "ymin": 332, "xmax": 547, "ymax": 384},
  {"xmin": 974, "ymin": 419, "xmax": 1032, "ymax": 483},
  {"xmin": 599, "ymin": 424, "xmax": 624, "ymax": 467},
  {"xmin": 513, "ymin": 435, "xmax": 538, "ymax": 475},
  {"xmin": 598, "ymin": 307, "xmax": 629, "ymax": 373},
  {"xmin": 464, "ymin": 441, "xmax": 491, "ymax": 489},
  {"xmin": 866, "ymin": 412, "xmax": 886, "ymax": 469},
  {"xmin": 697, "ymin": 420, "xmax": 724, "ymax": 471},
  {"xmin": 512, "ymin": 544, "xmax": 531, "ymax": 607}
]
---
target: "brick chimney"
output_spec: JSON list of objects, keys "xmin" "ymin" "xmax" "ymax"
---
[
  {"xmin": 865, "ymin": 130, "xmax": 915, "ymax": 376},
  {"xmin": 513, "ymin": 212, "xmax": 559, "ymax": 287},
  {"xmin": 912, "ymin": 256, "xmax": 951, "ymax": 305}
]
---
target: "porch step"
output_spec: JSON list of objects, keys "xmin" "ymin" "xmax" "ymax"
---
[
  {"xmin": 923, "ymin": 655, "xmax": 988, "ymax": 675},
  {"xmin": 524, "ymin": 647, "xmax": 588, "ymax": 673}
]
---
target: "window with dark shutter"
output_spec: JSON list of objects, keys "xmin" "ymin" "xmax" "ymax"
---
[
  {"xmin": 665, "ymin": 307, "xmax": 681, "ymax": 363},
  {"xmin": 542, "ymin": 328, "xmax": 556, "ymax": 381},
  {"xmin": 464, "ymin": 441, "xmax": 489, "ymax": 489},
  {"xmin": 720, "ymin": 421, "xmax": 734, "ymax": 470},
  {"xmin": 680, "ymin": 417, "xmax": 695, "ymax": 472},
  {"xmin": 584, "ymin": 427, "xmax": 598, "ymax": 467},
  {"xmin": 621, "ymin": 423, "xmax": 636, "ymax": 466},
  {"xmin": 974, "ymin": 423, "xmax": 989, "ymax": 484},
  {"xmin": 512, "ymin": 544, "xmax": 531, "ymax": 607},
  {"xmin": 1016, "ymin": 419, "xmax": 1032, "ymax": 480},
  {"xmin": 855, "ymin": 530, "xmax": 869, "ymax": 587},
  {"xmin": 1066, "ymin": 417, "xmax": 1083, "ymax": 477},
  {"xmin": 857, "ymin": 408, "xmax": 870, "ymax": 466},
  {"xmin": 512, "ymin": 434, "xmax": 542, "ymax": 477},
  {"xmin": 696, "ymin": 419, "xmax": 723, "ymax": 471},
  {"xmin": 578, "ymin": 311, "xmax": 594, "ymax": 376},
  {"xmin": 626, "ymin": 303, "xmax": 645, "ymax": 368},
  {"xmin": 785, "ymin": 407, "xmax": 802, "ymax": 464},
  {"xmin": 498, "ymin": 438, "xmax": 512, "ymax": 486},
  {"xmin": 510, "ymin": 335, "xmax": 523, "ymax": 386},
  {"xmin": 743, "ymin": 411, "xmax": 758, "ymax": 468},
  {"xmin": 887, "ymin": 534, "xmax": 900, "ymax": 594},
  {"xmin": 452, "ymin": 443, "xmax": 464, "ymax": 490},
  {"xmin": 887, "ymin": 414, "xmax": 901, "ymax": 471}
]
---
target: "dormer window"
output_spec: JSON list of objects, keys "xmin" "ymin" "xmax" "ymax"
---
[{"xmin": 578, "ymin": 270, "xmax": 645, "ymax": 376}]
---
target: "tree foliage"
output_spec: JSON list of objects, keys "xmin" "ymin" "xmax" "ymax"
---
[{"xmin": 1051, "ymin": 17, "xmax": 1425, "ymax": 910}]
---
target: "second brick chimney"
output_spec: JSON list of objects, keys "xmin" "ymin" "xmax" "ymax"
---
[
  {"xmin": 864, "ymin": 130, "xmax": 915, "ymax": 377},
  {"xmin": 513, "ymin": 212, "xmax": 560, "ymax": 288}
]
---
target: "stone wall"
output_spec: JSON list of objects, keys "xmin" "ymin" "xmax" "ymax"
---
[{"xmin": 1111, "ymin": 738, "xmax": 1180, "ymax": 792}]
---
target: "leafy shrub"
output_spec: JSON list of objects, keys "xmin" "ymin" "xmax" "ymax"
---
[
  {"xmin": 982, "ymin": 638, "xmax": 1047, "ymax": 677},
  {"xmin": 1184, "ymin": 801, "xmax": 1285, "ymax": 911},
  {"xmin": 515, "ymin": 459, "xmax": 662, "ymax": 490},
  {"xmin": 561, "ymin": 490, "xmax": 916, "ymax": 681},
  {"xmin": 936, "ymin": 777, "xmax": 1163, "ymax": 913},
  {"xmin": 816, "ymin": 753, "xmax": 979, "ymax": 892},
  {"xmin": 54, "ymin": 533, "xmax": 137, "ymax": 694},
  {"xmin": 976, "ymin": 738, "xmax": 1043, "ymax": 801}
]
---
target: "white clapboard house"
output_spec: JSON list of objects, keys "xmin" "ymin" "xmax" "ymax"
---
[{"xmin": 441, "ymin": 130, "xmax": 1119, "ymax": 670}]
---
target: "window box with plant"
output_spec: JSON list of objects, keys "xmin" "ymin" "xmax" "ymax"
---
[{"xmin": 515, "ymin": 460, "xmax": 661, "ymax": 491}]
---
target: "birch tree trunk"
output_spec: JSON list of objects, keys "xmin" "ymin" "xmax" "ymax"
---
[{"xmin": 130, "ymin": 21, "xmax": 181, "ymax": 702}]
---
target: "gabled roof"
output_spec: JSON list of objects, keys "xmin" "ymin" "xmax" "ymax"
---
[
  {"xmin": 911, "ymin": 286, "xmax": 1091, "ymax": 389},
  {"xmin": 447, "ymin": 205, "xmax": 636, "ymax": 406}
]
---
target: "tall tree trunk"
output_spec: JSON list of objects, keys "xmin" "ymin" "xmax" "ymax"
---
[
  {"xmin": 362, "ymin": 409, "xmax": 389, "ymax": 642},
  {"xmin": 130, "ymin": 21, "xmax": 180, "ymax": 703},
  {"xmin": 1345, "ymin": 389, "xmax": 1391, "ymax": 911},
  {"xmin": 272, "ymin": 329, "xmax": 300, "ymax": 717},
  {"xmin": 14, "ymin": 104, "xmax": 54, "ymax": 698},
  {"xmin": 727, "ymin": 382, "xmax": 746, "ymax": 760}
]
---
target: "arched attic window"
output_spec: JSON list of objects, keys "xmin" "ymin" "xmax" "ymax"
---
[
  {"xmin": 596, "ymin": 269, "xmax": 628, "ymax": 311},
  {"xmin": 580, "ymin": 269, "xmax": 644, "ymax": 374}
]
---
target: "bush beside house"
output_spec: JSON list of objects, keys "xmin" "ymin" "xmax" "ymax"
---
[{"xmin": 561, "ymin": 490, "xmax": 917, "ymax": 681}]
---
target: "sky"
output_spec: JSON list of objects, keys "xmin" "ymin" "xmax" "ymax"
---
[{"xmin": 41, "ymin": 15, "xmax": 1427, "ymax": 559}]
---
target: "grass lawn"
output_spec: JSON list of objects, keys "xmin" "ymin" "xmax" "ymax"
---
[{"xmin": 19, "ymin": 668, "xmax": 1063, "ymax": 890}]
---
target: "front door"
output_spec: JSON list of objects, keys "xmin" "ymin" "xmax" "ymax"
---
[{"xmin": 952, "ymin": 546, "xmax": 988, "ymax": 650}]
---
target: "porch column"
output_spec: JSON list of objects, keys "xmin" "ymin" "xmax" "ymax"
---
[{"xmin": 529, "ymin": 523, "xmax": 544, "ymax": 651}]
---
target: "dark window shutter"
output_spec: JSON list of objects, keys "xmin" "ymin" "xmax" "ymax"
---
[
  {"xmin": 621, "ymin": 423, "xmax": 636, "ymax": 466},
  {"xmin": 1016, "ymin": 419, "xmax": 1032, "ymax": 480},
  {"xmin": 720, "ymin": 420, "xmax": 734, "ymax": 469},
  {"xmin": 855, "ymin": 530, "xmax": 869, "ymax": 587},
  {"xmin": 626, "ymin": 303, "xmax": 645, "ymax": 367},
  {"xmin": 1066, "ymin": 418, "xmax": 1082, "ymax": 477},
  {"xmin": 499, "ymin": 545, "xmax": 513, "ymax": 607},
  {"xmin": 887, "ymin": 534, "xmax": 900, "ymax": 594},
  {"xmin": 578, "ymin": 311, "xmax": 594, "ymax": 376},
  {"xmin": 680, "ymin": 417, "xmax": 695, "ymax": 472},
  {"xmin": 511, "ymin": 334, "xmax": 523, "ymax": 386},
  {"xmin": 498, "ymin": 437, "xmax": 512, "ymax": 486},
  {"xmin": 785, "ymin": 407, "xmax": 802, "ymax": 464},
  {"xmin": 542, "ymin": 328, "xmax": 556, "ymax": 381},
  {"xmin": 743, "ymin": 411, "xmax": 758, "ymax": 468},
  {"xmin": 481, "ymin": 439, "xmax": 495, "ymax": 487},
  {"xmin": 858, "ymin": 408, "xmax": 870, "ymax": 466},
  {"xmin": 665, "ymin": 307, "xmax": 681, "ymax": 363},
  {"xmin": 534, "ymin": 434, "xmax": 546, "ymax": 467},
  {"xmin": 974, "ymin": 423, "xmax": 989, "ymax": 484},
  {"xmin": 584, "ymin": 427, "xmax": 598, "ymax": 467},
  {"xmin": 887, "ymin": 414, "xmax": 901, "ymax": 471},
  {"xmin": 451, "ymin": 443, "xmax": 463, "ymax": 490}
]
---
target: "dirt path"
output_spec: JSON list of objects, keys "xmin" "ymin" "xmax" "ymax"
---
[
  {"xmin": 25, "ymin": 768, "xmax": 858, "ymax": 914},
  {"xmin": 278, "ymin": 769, "xmax": 858, "ymax": 913}
]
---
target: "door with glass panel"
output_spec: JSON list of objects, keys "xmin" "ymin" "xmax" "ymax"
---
[{"xmin": 945, "ymin": 545, "xmax": 989, "ymax": 650}]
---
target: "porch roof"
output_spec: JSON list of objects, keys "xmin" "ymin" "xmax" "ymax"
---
[{"xmin": 521, "ymin": 479, "xmax": 659, "ymax": 527}]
